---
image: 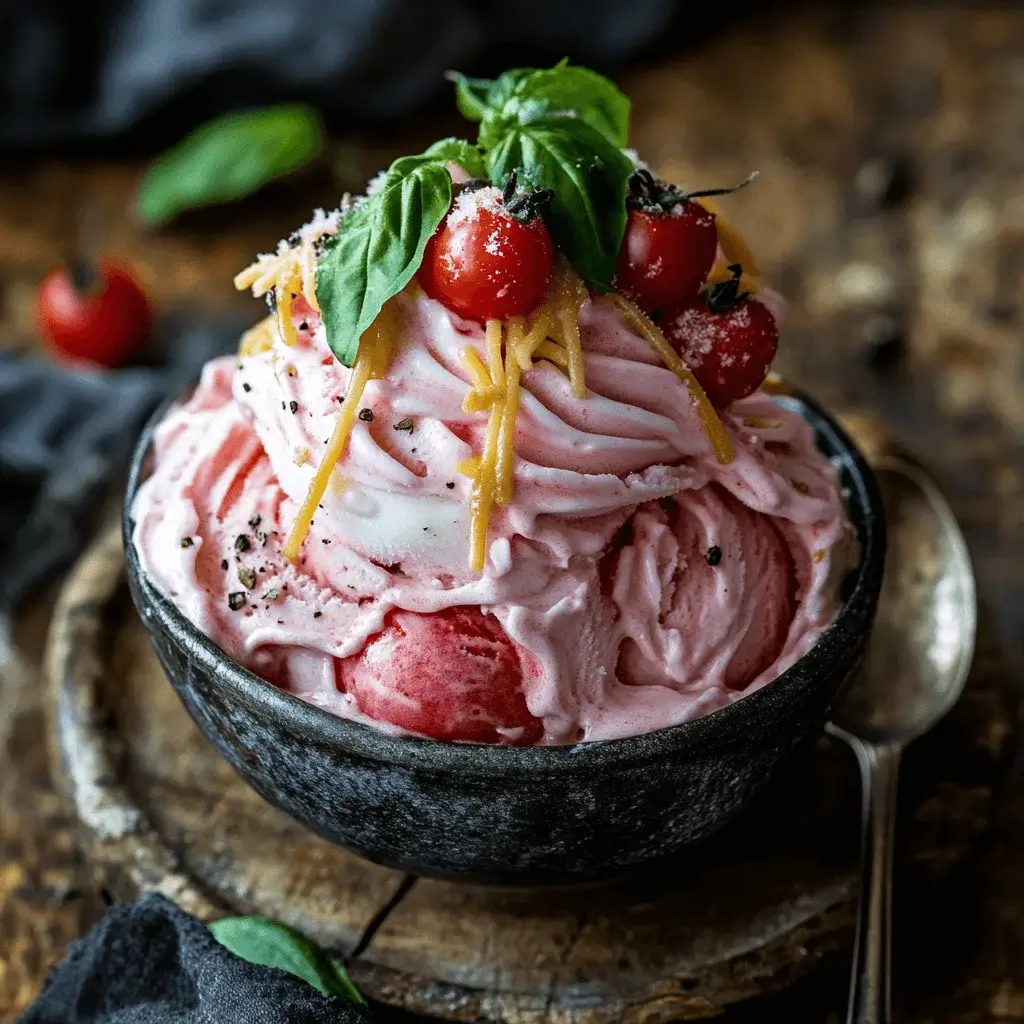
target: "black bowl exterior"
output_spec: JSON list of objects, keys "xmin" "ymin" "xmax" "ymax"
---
[{"xmin": 123, "ymin": 391, "xmax": 884, "ymax": 885}]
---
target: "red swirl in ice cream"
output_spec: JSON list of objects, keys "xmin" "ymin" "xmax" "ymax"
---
[{"xmin": 133, "ymin": 285, "xmax": 851, "ymax": 744}]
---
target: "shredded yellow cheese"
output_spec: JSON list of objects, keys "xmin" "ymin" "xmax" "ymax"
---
[
  {"xmin": 549, "ymin": 264, "xmax": 589, "ymax": 398},
  {"xmin": 237, "ymin": 194, "xmax": 756, "ymax": 573},
  {"xmin": 696, "ymin": 197, "xmax": 760, "ymax": 276},
  {"xmin": 238, "ymin": 315, "xmax": 276, "ymax": 358},
  {"xmin": 276, "ymin": 276, "xmax": 298, "ymax": 347},
  {"xmin": 495, "ymin": 318, "xmax": 525, "ymax": 505},
  {"xmin": 609, "ymin": 293, "xmax": 735, "ymax": 466},
  {"xmin": 282, "ymin": 299, "xmax": 400, "ymax": 562},
  {"xmin": 454, "ymin": 265, "xmax": 592, "ymax": 570}
]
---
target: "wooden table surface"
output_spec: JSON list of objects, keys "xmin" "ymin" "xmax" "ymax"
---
[{"xmin": 2, "ymin": 5, "xmax": 1023, "ymax": 1021}]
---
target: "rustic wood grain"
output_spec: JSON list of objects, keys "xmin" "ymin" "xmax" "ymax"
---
[
  {"xmin": 2, "ymin": 4, "xmax": 1024, "ymax": 1021},
  {"xmin": 41, "ymin": 513, "xmax": 1012, "ymax": 1024}
]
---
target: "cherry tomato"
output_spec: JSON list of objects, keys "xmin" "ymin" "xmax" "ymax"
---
[
  {"xmin": 36, "ymin": 259, "xmax": 152, "ymax": 368},
  {"xmin": 417, "ymin": 185, "xmax": 554, "ymax": 323},
  {"xmin": 662, "ymin": 266, "xmax": 779, "ymax": 408},
  {"xmin": 336, "ymin": 605, "xmax": 543, "ymax": 745},
  {"xmin": 613, "ymin": 202, "xmax": 718, "ymax": 314}
]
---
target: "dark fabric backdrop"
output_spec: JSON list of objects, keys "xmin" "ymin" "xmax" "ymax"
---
[{"xmin": 1, "ymin": 0, "xmax": 685, "ymax": 150}]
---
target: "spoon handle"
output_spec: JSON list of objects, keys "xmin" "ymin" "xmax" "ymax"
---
[{"xmin": 847, "ymin": 739, "xmax": 902, "ymax": 1024}]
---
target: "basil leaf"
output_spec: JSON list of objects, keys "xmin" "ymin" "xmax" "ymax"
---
[
  {"xmin": 389, "ymin": 138, "xmax": 486, "ymax": 181},
  {"xmin": 452, "ymin": 74, "xmax": 493, "ymax": 121},
  {"xmin": 513, "ymin": 63, "xmax": 630, "ymax": 148},
  {"xmin": 317, "ymin": 160, "xmax": 452, "ymax": 366},
  {"xmin": 424, "ymin": 137, "xmax": 487, "ymax": 178},
  {"xmin": 209, "ymin": 916, "xmax": 366, "ymax": 1005},
  {"xmin": 453, "ymin": 64, "xmax": 629, "ymax": 148},
  {"xmin": 487, "ymin": 115, "xmax": 632, "ymax": 288},
  {"xmin": 137, "ymin": 105, "xmax": 323, "ymax": 225}
]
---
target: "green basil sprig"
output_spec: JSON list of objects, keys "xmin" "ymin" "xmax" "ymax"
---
[
  {"xmin": 318, "ymin": 62, "xmax": 634, "ymax": 365},
  {"xmin": 454, "ymin": 61, "xmax": 633, "ymax": 288},
  {"xmin": 452, "ymin": 61, "xmax": 630, "ymax": 148},
  {"xmin": 315, "ymin": 139, "xmax": 483, "ymax": 366},
  {"xmin": 137, "ymin": 105, "xmax": 324, "ymax": 225},
  {"xmin": 209, "ymin": 915, "xmax": 366, "ymax": 1005},
  {"xmin": 484, "ymin": 112, "xmax": 633, "ymax": 288}
]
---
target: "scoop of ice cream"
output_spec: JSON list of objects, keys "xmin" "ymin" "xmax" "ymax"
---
[
  {"xmin": 133, "ymin": 283, "xmax": 853, "ymax": 744},
  {"xmin": 612, "ymin": 486, "xmax": 795, "ymax": 694},
  {"xmin": 336, "ymin": 606, "xmax": 543, "ymax": 744}
]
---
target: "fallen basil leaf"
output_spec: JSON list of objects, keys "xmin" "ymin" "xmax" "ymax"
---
[
  {"xmin": 210, "ymin": 916, "xmax": 365, "ymax": 1005},
  {"xmin": 137, "ymin": 105, "xmax": 324, "ymax": 225},
  {"xmin": 487, "ymin": 115, "xmax": 633, "ymax": 288},
  {"xmin": 316, "ymin": 160, "xmax": 452, "ymax": 366}
]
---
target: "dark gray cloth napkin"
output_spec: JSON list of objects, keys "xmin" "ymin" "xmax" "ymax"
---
[
  {"xmin": 17, "ymin": 893, "xmax": 369, "ymax": 1023},
  {"xmin": 0, "ymin": 319, "xmax": 239, "ymax": 613}
]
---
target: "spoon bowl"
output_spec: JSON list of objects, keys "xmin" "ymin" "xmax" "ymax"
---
[{"xmin": 829, "ymin": 452, "xmax": 975, "ymax": 745}]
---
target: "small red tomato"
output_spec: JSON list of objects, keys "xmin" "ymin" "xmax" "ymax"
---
[
  {"xmin": 336, "ymin": 605, "xmax": 543, "ymax": 745},
  {"xmin": 662, "ymin": 265, "xmax": 779, "ymax": 408},
  {"xmin": 417, "ymin": 179, "xmax": 554, "ymax": 323},
  {"xmin": 36, "ymin": 259, "xmax": 152, "ymax": 368},
  {"xmin": 613, "ymin": 202, "xmax": 718, "ymax": 313}
]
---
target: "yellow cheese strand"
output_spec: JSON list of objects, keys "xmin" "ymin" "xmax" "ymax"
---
[
  {"xmin": 495, "ymin": 318, "xmax": 525, "ymax": 505},
  {"xmin": 238, "ymin": 315, "xmax": 276, "ymax": 358},
  {"xmin": 550, "ymin": 264, "xmax": 588, "ymax": 398},
  {"xmin": 463, "ymin": 320, "xmax": 506, "ymax": 571},
  {"xmin": 282, "ymin": 301, "xmax": 399, "ymax": 562},
  {"xmin": 459, "ymin": 347, "xmax": 491, "ymax": 390},
  {"xmin": 276, "ymin": 280, "xmax": 297, "ymax": 347},
  {"xmin": 485, "ymin": 318, "xmax": 504, "ymax": 389},
  {"xmin": 532, "ymin": 339, "xmax": 569, "ymax": 370},
  {"xmin": 697, "ymin": 197, "xmax": 760, "ymax": 278},
  {"xmin": 301, "ymin": 243, "xmax": 320, "ymax": 312},
  {"xmin": 609, "ymin": 294, "xmax": 735, "ymax": 466}
]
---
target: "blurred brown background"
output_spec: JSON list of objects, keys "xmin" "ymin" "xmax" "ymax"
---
[{"xmin": 2, "ymin": 2, "xmax": 1023, "ymax": 1022}]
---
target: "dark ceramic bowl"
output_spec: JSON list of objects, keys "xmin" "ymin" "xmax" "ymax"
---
[{"xmin": 123, "ymin": 389, "xmax": 884, "ymax": 886}]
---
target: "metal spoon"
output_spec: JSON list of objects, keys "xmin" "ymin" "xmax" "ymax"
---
[{"xmin": 827, "ymin": 449, "xmax": 976, "ymax": 1024}]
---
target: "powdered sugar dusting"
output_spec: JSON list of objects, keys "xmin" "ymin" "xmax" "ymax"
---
[
  {"xmin": 447, "ymin": 186, "xmax": 505, "ymax": 231},
  {"xmin": 670, "ymin": 307, "xmax": 726, "ymax": 367}
]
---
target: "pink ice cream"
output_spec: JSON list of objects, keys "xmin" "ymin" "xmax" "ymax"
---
[{"xmin": 132, "ymin": 285, "xmax": 853, "ymax": 745}]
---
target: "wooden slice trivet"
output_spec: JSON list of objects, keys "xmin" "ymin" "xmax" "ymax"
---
[{"xmin": 45, "ymin": 519, "xmax": 1013, "ymax": 1023}]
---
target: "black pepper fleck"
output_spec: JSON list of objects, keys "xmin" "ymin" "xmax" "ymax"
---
[
  {"xmin": 221, "ymin": 559, "xmax": 229, "ymax": 571},
  {"xmin": 281, "ymin": 401, "xmax": 286, "ymax": 410},
  {"xmin": 706, "ymin": 545, "xmax": 723, "ymax": 567},
  {"xmin": 228, "ymin": 592, "xmax": 247, "ymax": 611},
  {"xmin": 180, "ymin": 537, "xmax": 194, "ymax": 548},
  {"xmin": 394, "ymin": 417, "xmax": 414, "ymax": 432},
  {"xmin": 248, "ymin": 514, "xmax": 262, "ymax": 529},
  {"xmin": 313, "ymin": 611, "xmax": 323, "ymax": 619},
  {"xmin": 289, "ymin": 400, "xmax": 299, "ymax": 414},
  {"xmin": 321, "ymin": 538, "xmax": 330, "ymax": 544},
  {"xmin": 446, "ymin": 481, "xmax": 455, "ymax": 489},
  {"xmin": 358, "ymin": 408, "xmax": 374, "ymax": 422},
  {"xmin": 235, "ymin": 534, "xmax": 251, "ymax": 553},
  {"xmin": 242, "ymin": 382, "xmax": 251, "ymax": 392},
  {"xmin": 298, "ymin": 320, "xmax": 309, "ymax": 331}
]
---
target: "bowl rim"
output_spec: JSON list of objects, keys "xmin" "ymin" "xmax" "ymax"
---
[{"xmin": 123, "ymin": 385, "xmax": 885, "ymax": 776}]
